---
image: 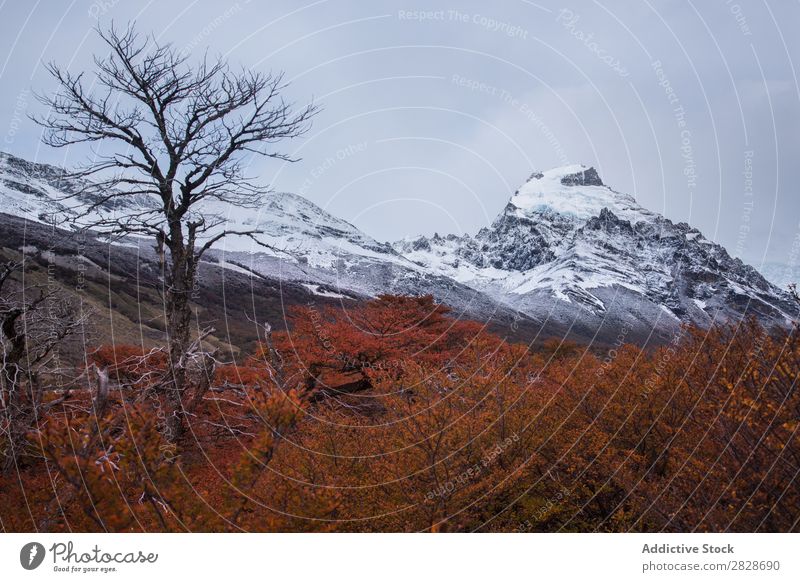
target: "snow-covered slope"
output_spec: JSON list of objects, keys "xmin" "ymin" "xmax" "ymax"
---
[
  {"xmin": 213, "ymin": 190, "xmax": 405, "ymax": 269},
  {"xmin": 0, "ymin": 152, "xmax": 154, "ymax": 225},
  {"xmin": 212, "ymin": 191, "xmax": 525, "ymax": 329}
]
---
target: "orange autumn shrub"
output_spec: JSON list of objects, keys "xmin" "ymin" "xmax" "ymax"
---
[
  {"xmin": 1, "ymin": 296, "xmax": 798, "ymax": 532},
  {"xmin": 262, "ymin": 295, "xmax": 486, "ymax": 389}
]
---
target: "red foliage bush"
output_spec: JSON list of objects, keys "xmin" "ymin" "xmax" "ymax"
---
[{"xmin": 1, "ymin": 296, "xmax": 797, "ymax": 532}]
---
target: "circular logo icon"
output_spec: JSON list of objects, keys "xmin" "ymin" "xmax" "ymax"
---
[{"xmin": 20, "ymin": 542, "xmax": 46, "ymax": 570}]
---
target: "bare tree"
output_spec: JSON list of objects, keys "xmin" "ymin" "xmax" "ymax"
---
[
  {"xmin": 0, "ymin": 260, "xmax": 85, "ymax": 473},
  {"xmin": 34, "ymin": 23, "xmax": 317, "ymax": 444}
]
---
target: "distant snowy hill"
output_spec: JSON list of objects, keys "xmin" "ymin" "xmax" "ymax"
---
[
  {"xmin": 1, "ymin": 153, "xmax": 795, "ymax": 345},
  {"xmin": 0, "ymin": 152, "xmax": 151, "ymax": 225}
]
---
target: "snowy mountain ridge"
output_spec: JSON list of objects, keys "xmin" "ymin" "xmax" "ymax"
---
[{"xmin": 0, "ymin": 152, "xmax": 795, "ymax": 344}]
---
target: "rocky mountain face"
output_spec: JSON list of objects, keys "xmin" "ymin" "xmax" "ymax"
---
[
  {"xmin": 0, "ymin": 153, "xmax": 794, "ymax": 347},
  {"xmin": 393, "ymin": 165, "xmax": 796, "ymax": 344}
]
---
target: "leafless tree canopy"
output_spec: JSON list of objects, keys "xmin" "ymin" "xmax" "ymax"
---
[{"xmin": 35, "ymin": 22, "xmax": 317, "ymax": 248}]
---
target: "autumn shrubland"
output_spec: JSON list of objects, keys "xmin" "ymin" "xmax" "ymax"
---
[{"xmin": 1, "ymin": 294, "xmax": 798, "ymax": 532}]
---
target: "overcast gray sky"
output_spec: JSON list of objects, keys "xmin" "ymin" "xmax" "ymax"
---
[{"xmin": 1, "ymin": 0, "xmax": 798, "ymax": 271}]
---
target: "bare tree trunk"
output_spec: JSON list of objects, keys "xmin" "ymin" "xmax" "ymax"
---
[
  {"xmin": 92, "ymin": 365, "xmax": 110, "ymax": 416},
  {"xmin": 164, "ymin": 237, "xmax": 195, "ymax": 444}
]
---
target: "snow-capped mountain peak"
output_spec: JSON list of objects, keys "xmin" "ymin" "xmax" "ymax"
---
[{"xmin": 509, "ymin": 165, "xmax": 642, "ymax": 223}]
